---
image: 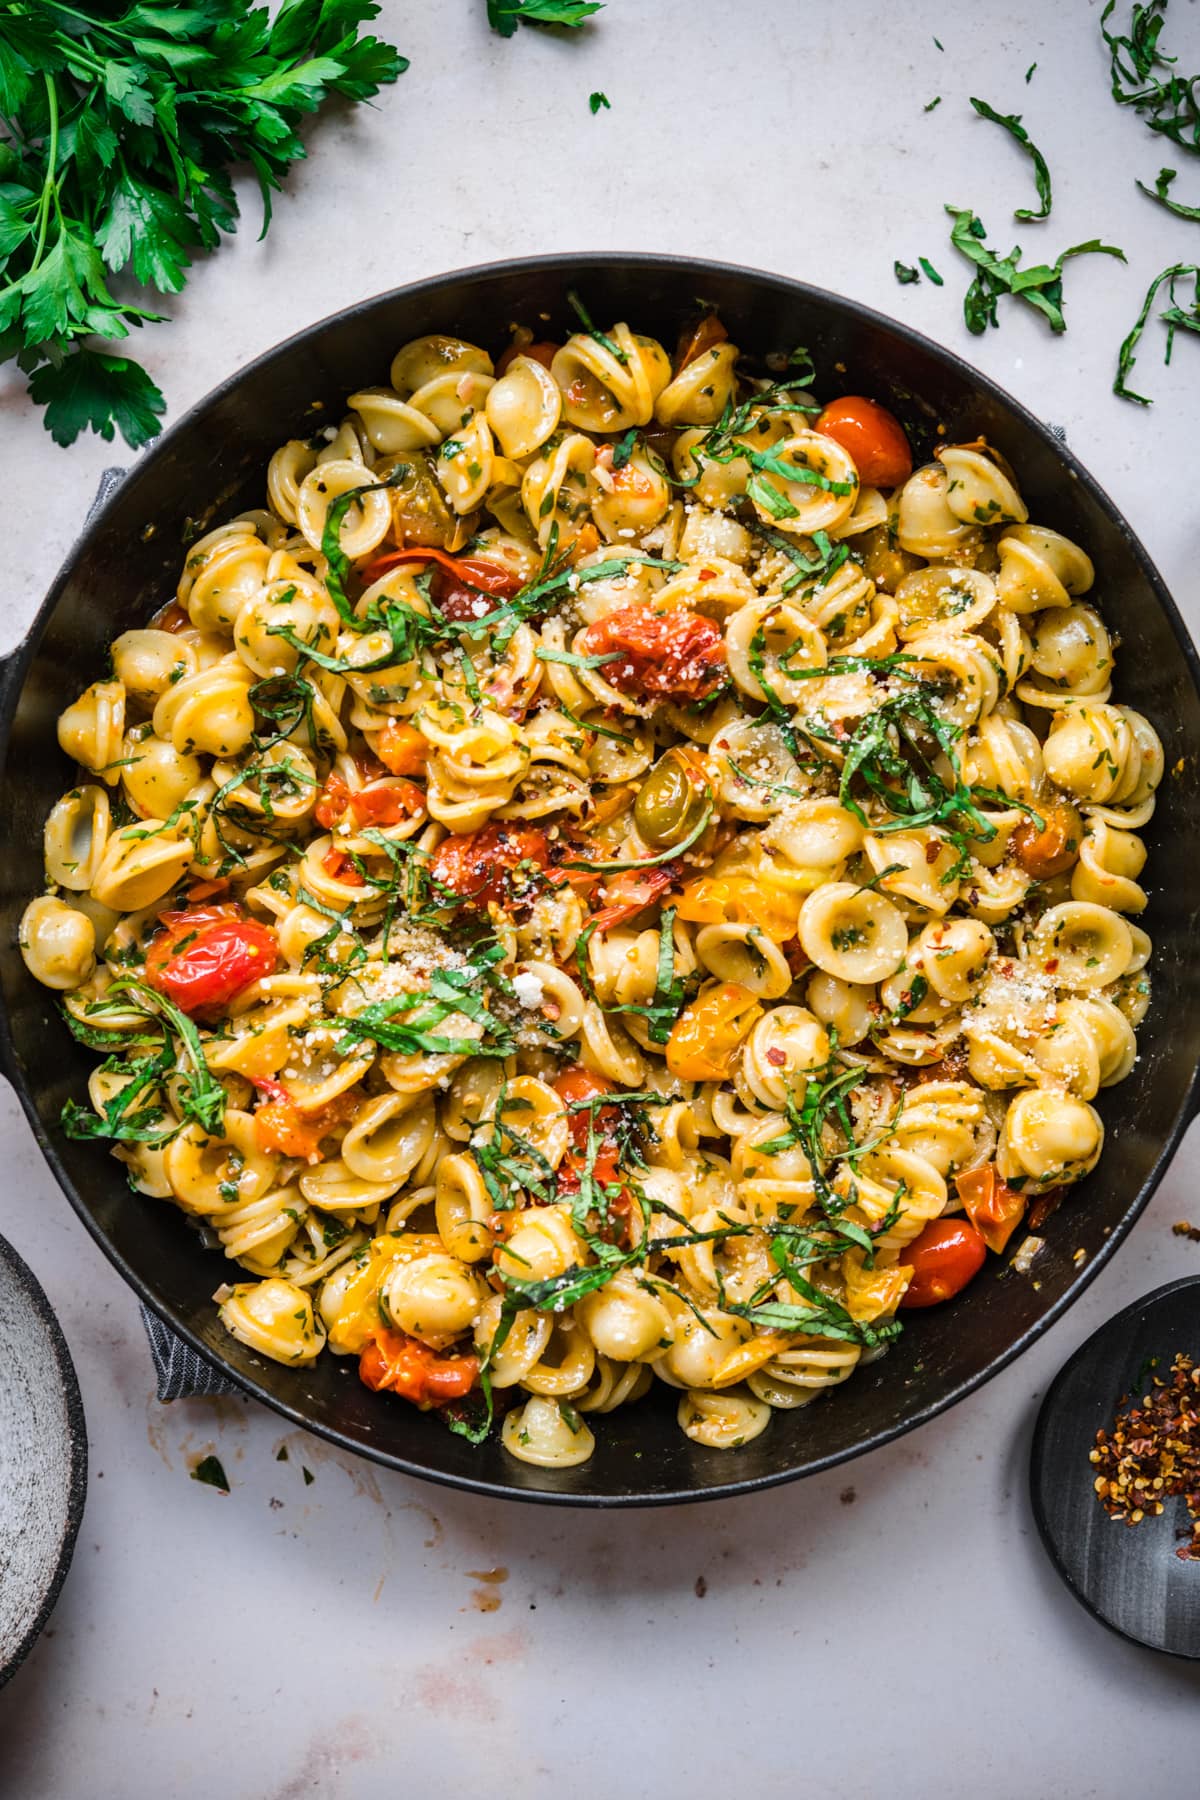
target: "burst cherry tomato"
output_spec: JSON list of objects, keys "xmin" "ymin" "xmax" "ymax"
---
[
  {"xmin": 376, "ymin": 720, "xmax": 430, "ymax": 777},
  {"xmin": 552, "ymin": 1066, "xmax": 620, "ymax": 1150},
  {"xmin": 898, "ymin": 1218, "xmax": 988, "ymax": 1308},
  {"xmin": 674, "ymin": 312, "xmax": 728, "ymax": 373},
  {"xmin": 955, "ymin": 1165, "xmax": 1028, "ymax": 1255},
  {"xmin": 428, "ymin": 822, "xmax": 563, "ymax": 910},
  {"xmin": 1011, "ymin": 800, "xmax": 1083, "ymax": 879},
  {"xmin": 496, "ymin": 338, "xmax": 559, "ymax": 375},
  {"xmin": 578, "ymin": 605, "xmax": 727, "ymax": 701},
  {"xmin": 314, "ymin": 771, "xmax": 351, "ymax": 829},
  {"xmin": 358, "ymin": 1329, "xmax": 479, "ymax": 1406},
  {"xmin": 815, "ymin": 396, "xmax": 913, "ymax": 488},
  {"xmin": 251, "ymin": 1080, "xmax": 356, "ymax": 1162},
  {"xmin": 146, "ymin": 911, "xmax": 279, "ymax": 1017},
  {"xmin": 321, "ymin": 846, "xmax": 365, "ymax": 886},
  {"xmin": 588, "ymin": 864, "xmax": 679, "ymax": 933},
  {"xmin": 665, "ymin": 981, "xmax": 763, "ymax": 1082},
  {"xmin": 358, "ymin": 546, "xmax": 522, "ymax": 623}
]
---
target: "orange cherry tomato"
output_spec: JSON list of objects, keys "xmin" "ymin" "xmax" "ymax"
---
[
  {"xmin": 145, "ymin": 909, "xmax": 279, "ymax": 1017},
  {"xmin": 578, "ymin": 606, "xmax": 727, "ymax": 701},
  {"xmin": 815, "ymin": 396, "xmax": 913, "ymax": 489},
  {"xmin": 898, "ymin": 1218, "xmax": 988, "ymax": 1308},
  {"xmin": 675, "ymin": 312, "xmax": 728, "ymax": 374},
  {"xmin": 955, "ymin": 1165, "xmax": 1028, "ymax": 1255},
  {"xmin": 665, "ymin": 981, "xmax": 764, "ymax": 1082},
  {"xmin": 1011, "ymin": 800, "xmax": 1083, "ymax": 880},
  {"xmin": 552, "ymin": 1067, "xmax": 619, "ymax": 1150},
  {"xmin": 428, "ymin": 823, "xmax": 562, "ymax": 910},
  {"xmin": 496, "ymin": 338, "xmax": 560, "ymax": 375},
  {"xmin": 376, "ymin": 720, "xmax": 430, "ymax": 777},
  {"xmin": 251, "ymin": 1082, "xmax": 356, "ymax": 1161},
  {"xmin": 358, "ymin": 1329, "xmax": 479, "ymax": 1406},
  {"xmin": 675, "ymin": 873, "xmax": 800, "ymax": 944}
]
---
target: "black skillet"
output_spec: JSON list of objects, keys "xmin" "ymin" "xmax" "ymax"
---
[
  {"xmin": 1, "ymin": 253, "xmax": 1198, "ymax": 1506},
  {"xmin": 1032, "ymin": 1276, "xmax": 1200, "ymax": 1658}
]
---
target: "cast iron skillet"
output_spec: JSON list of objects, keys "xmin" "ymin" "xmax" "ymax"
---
[{"xmin": 1, "ymin": 253, "xmax": 1198, "ymax": 1507}]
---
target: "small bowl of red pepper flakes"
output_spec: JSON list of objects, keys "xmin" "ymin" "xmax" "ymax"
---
[{"xmin": 1031, "ymin": 1275, "xmax": 1200, "ymax": 1659}]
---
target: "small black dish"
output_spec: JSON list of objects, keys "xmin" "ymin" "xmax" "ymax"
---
[
  {"xmin": 1031, "ymin": 1276, "xmax": 1200, "ymax": 1659},
  {"xmin": 0, "ymin": 1231, "xmax": 87, "ymax": 1688}
]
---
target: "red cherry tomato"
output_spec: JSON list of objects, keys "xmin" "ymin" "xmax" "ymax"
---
[
  {"xmin": 314, "ymin": 771, "xmax": 351, "ymax": 829},
  {"xmin": 146, "ymin": 914, "xmax": 279, "ymax": 1017},
  {"xmin": 552, "ymin": 1066, "xmax": 620, "ymax": 1150},
  {"xmin": 815, "ymin": 396, "xmax": 913, "ymax": 489},
  {"xmin": 428, "ymin": 822, "xmax": 563, "ymax": 910},
  {"xmin": 358, "ymin": 546, "xmax": 522, "ymax": 623},
  {"xmin": 358, "ymin": 1329, "xmax": 479, "ymax": 1406},
  {"xmin": 898, "ymin": 1218, "xmax": 988, "ymax": 1308},
  {"xmin": 347, "ymin": 780, "xmax": 426, "ymax": 829},
  {"xmin": 578, "ymin": 606, "xmax": 727, "ymax": 700}
]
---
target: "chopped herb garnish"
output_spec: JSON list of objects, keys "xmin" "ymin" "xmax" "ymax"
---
[
  {"xmin": 1113, "ymin": 261, "xmax": 1200, "ymax": 402},
  {"xmin": 191, "ymin": 1455, "xmax": 230, "ymax": 1494},
  {"xmin": 589, "ymin": 90, "xmax": 611, "ymax": 113},
  {"xmin": 919, "ymin": 256, "xmax": 945, "ymax": 286},
  {"xmin": 895, "ymin": 260, "xmax": 922, "ymax": 285},
  {"xmin": 945, "ymin": 206, "xmax": 1126, "ymax": 335},
  {"xmin": 970, "ymin": 97, "xmax": 1053, "ymax": 222}
]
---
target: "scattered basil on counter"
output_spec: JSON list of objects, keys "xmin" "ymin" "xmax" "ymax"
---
[{"xmin": 970, "ymin": 97, "xmax": 1053, "ymax": 222}]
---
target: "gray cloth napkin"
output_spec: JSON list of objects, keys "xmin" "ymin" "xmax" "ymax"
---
[{"xmin": 86, "ymin": 468, "xmax": 240, "ymax": 1402}]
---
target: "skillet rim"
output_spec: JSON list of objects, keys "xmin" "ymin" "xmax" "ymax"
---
[{"xmin": 2, "ymin": 249, "xmax": 1198, "ymax": 1507}]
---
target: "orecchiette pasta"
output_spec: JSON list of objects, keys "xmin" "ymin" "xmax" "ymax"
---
[{"xmin": 29, "ymin": 308, "xmax": 1158, "ymax": 1471}]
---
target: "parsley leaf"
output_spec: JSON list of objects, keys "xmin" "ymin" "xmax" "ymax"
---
[
  {"xmin": 0, "ymin": 3, "xmax": 408, "ymax": 445},
  {"xmin": 488, "ymin": 0, "xmax": 603, "ymax": 33}
]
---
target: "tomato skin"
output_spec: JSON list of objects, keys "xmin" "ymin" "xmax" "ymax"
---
[
  {"xmin": 359, "ymin": 546, "xmax": 521, "ymax": 622},
  {"xmin": 665, "ymin": 981, "xmax": 763, "ymax": 1081},
  {"xmin": 675, "ymin": 312, "xmax": 728, "ymax": 373},
  {"xmin": 815, "ymin": 396, "xmax": 913, "ymax": 488},
  {"xmin": 1012, "ymin": 800, "xmax": 1083, "ymax": 879},
  {"xmin": 588, "ymin": 864, "xmax": 678, "ymax": 933},
  {"xmin": 359, "ymin": 1329, "xmax": 479, "ymax": 1406},
  {"xmin": 496, "ymin": 339, "xmax": 559, "ymax": 375},
  {"xmin": 552, "ymin": 1067, "xmax": 619, "ymax": 1150},
  {"xmin": 146, "ymin": 911, "xmax": 279, "ymax": 1017},
  {"xmin": 322, "ymin": 846, "xmax": 365, "ymax": 887},
  {"xmin": 376, "ymin": 720, "xmax": 430, "ymax": 777},
  {"xmin": 251, "ymin": 1081, "xmax": 356, "ymax": 1161},
  {"xmin": 429, "ymin": 823, "xmax": 560, "ymax": 910},
  {"xmin": 898, "ymin": 1218, "xmax": 988, "ymax": 1308},
  {"xmin": 578, "ymin": 606, "xmax": 727, "ymax": 701},
  {"xmin": 314, "ymin": 772, "xmax": 351, "ymax": 829},
  {"xmin": 347, "ymin": 780, "xmax": 426, "ymax": 829},
  {"xmin": 955, "ymin": 1165, "xmax": 1028, "ymax": 1254}
]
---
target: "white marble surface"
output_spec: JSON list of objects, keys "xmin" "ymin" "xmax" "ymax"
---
[{"xmin": 2, "ymin": 3, "xmax": 1200, "ymax": 1794}]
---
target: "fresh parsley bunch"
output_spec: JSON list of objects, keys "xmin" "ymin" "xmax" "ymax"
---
[{"xmin": 0, "ymin": 1, "xmax": 407, "ymax": 448}]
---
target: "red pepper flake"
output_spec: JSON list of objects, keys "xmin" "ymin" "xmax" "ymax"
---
[
  {"xmin": 1045, "ymin": 957, "xmax": 1059, "ymax": 973},
  {"xmin": 1090, "ymin": 1353, "xmax": 1200, "ymax": 1560},
  {"xmin": 924, "ymin": 841, "xmax": 940, "ymax": 865},
  {"xmin": 765, "ymin": 1046, "xmax": 788, "ymax": 1067}
]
